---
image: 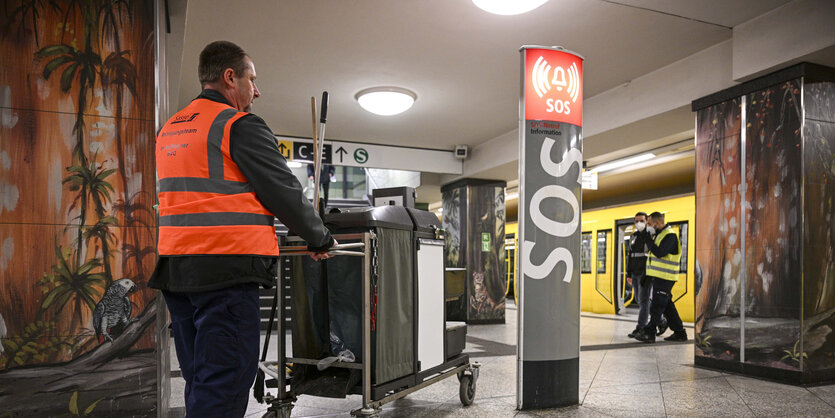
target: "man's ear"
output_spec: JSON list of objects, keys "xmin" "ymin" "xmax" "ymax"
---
[{"xmin": 223, "ymin": 68, "xmax": 236, "ymax": 87}]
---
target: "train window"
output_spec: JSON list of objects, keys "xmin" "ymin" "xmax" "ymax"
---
[
  {"xmin": 669, "ymin": 221, "xmax": 689, "ymax": 273},
  {"xmin": 580, "ymin": 232, "xmax": 592, "ymax": 274},
  {"xmin": 505, "ymin": 233, "xmax": 516, "ymax": 297},
  {"xmin": 596, "ymin": 230, "xmax": 610, "ymax": 274}
]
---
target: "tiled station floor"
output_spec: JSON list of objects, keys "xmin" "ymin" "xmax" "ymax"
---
[{"xmin": 170, "ymin": 304, "xmax": 835, "ymax": 417}]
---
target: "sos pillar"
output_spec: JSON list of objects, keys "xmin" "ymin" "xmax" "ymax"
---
[{"xmin": 517, "ymin": 46, "xmax": 583, "ymax": 410}]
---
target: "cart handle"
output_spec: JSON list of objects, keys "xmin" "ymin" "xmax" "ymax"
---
[{"xmin": 279, "ymin": 242, "xmax": 365, "ymax": 257}]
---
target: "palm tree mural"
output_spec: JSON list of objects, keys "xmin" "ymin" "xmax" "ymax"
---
[
  {"xmin": 100, "ymin": 50, "xmax": 137, "ymax": 210},
  {"xmin": 0, "ymin": 1, "xmax": 158, "ymax": 414},
  {"xmin": 113, "ymin": 191, "xmax": 154, "ymax": 279},
  {"xmin": 38, "ymin": 40, "xmax": 102, "ymax": 266},
  {"xmin": 39, "ymin": 246, "xmax": 105, "ymax": 337},
  {"xmin": 84, "ymin": 215, "xmax": 118, "ymax": 285},
  {"xmin": 4, "ymin": 0, "xmax": 62, "ymax": 46}
]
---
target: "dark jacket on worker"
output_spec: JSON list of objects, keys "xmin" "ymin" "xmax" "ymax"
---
[
  {"xmin": 149, "ymin": 89, "xmax": 333, "ymax": 292},
  {"xmin": 626, "ymin": 230, "xmax": 652, "ymax": 278}
]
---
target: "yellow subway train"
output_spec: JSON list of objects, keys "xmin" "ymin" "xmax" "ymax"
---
[{"xmin": 505, "ymin": 194, "xmax": 695, "ymax": 322}]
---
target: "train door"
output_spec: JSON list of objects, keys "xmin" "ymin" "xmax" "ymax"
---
[
  {"xmin": 614, "ymin": 218, "xmax": 635, "ymax": 314},
  {"xmin": 594, "ymin": 229, "xmax": 612, "ymax": 311},
  {"xmin": 504, "ymin": 232, "xmax": 517, "ymax": 304}
]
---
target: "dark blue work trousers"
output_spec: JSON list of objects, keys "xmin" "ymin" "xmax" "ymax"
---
[
  {"xmin": 644, "ymin": 277, "xmax": 684, "ymax": 333},
  {"xmin": 163, "ymin": 283, "xmax": 261, "ymax": 418}
]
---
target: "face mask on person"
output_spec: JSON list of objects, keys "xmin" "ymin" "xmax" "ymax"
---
[
  {"xmin": 635, "ymin": 222, "xmax": 646, "ymax": 231},
  {"xmin": 646, "ymin": 225, "xmax": 656, "ymax": 235}
]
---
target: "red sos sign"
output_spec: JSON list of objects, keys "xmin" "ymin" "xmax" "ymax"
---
[{"xmin": 524, "ymin": 48, "xmax": 583, "ymax": 126}]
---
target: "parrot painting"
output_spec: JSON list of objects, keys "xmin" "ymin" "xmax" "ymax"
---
[{"xmin": 93, "ymin": 278, "xmax": 138, "ymax": 343}]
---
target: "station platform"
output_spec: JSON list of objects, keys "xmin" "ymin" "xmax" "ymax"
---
[{"xmin": 169, "ymin": 304, "xmax": 835, "ymax": 417}]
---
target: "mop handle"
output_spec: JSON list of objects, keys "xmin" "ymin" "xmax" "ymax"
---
[
  {"xmin": 312, "ymin": 91, "xmax": 329, "ymax": 213},
  {"xmin": 311, "ymin": 96, "xmax": 320, "ymax": 211}
]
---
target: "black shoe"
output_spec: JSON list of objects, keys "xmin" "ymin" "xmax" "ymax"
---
[
  {"xmin": 664, "ymin": 330, "xmax": 687, "ymax": 342},
  {"xmin": 656, "ymin": 319, "xmax": 668, "ymax": 336},
  {"xmin": 628, "ymin": 328, "xmax": 641, "ymax": 338},
  {"xmin": 634, "ymin": 329, "xmax": 655, "ymax": 343}
]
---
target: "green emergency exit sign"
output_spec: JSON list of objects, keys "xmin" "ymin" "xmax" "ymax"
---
[{"xmin": 481, "ymin": 233, "xmax": 491, "ymax": 252}]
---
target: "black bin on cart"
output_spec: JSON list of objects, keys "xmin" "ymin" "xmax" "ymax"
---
[
  {"xmin": 287, "ymin": 205, "xmax": 471, "ymax": 402},
  {"xmin": 289, "ymin": 206, "xmax": 416, "ymax": 398}
]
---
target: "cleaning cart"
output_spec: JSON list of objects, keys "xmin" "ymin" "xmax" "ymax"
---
[{"xmin": 255, "ymin": 206, "xmax": 479, "ymax": 417}]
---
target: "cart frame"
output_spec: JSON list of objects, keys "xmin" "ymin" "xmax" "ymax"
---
[{"xmin": 256, "ymin": 232, "xmax": 479, "ymax": 417}]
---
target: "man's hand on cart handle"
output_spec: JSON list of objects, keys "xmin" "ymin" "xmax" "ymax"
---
[{"xmin": 311, "ymin": 239, "xmax": 338, "ymax": 261}]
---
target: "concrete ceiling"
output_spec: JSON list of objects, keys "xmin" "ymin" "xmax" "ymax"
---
[{"xmin": 175, "ymin": 0, "xmax": 790, "ymax": 151}]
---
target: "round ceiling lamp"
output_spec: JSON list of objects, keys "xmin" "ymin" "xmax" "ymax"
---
[
  {"xmin": 472, "ymin": 0, "xmax": 548, "ymax": 15},
  {"xmin": 355, "ymin": 87, "xmax": 417, "ymax": 116}
]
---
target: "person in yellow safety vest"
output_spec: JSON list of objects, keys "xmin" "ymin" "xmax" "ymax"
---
[
  {"xmin": 634, "ymin": 212, "xmax": 688, "ymax": 343},
  {"xmin": 626, "ymin": 212, "xmax": 668, "ymax": 339}
]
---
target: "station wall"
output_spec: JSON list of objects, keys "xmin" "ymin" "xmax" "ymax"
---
[{"xmin": 0, "ymin": 2, "xmax": 160, "ymax": 415}]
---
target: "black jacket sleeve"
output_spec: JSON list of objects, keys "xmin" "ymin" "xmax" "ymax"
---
[
  {"xmin": 229, "ymin": 114, "xmax": 333, "ymax": 251},
  {"xmin": 648, "ymin": 229, "xmax": 678, "ymax": 258}
]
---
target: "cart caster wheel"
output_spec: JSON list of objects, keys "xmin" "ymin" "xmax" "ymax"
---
[
  {"xmin": 459, "ymin": 374, "xmax": 476, "ymax": 406},
  {"xmin": 263, "ymin": 403, "xmax": 294, "ymax": 418}
]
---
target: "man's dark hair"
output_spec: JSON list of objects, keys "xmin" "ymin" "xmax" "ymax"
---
[
  {"xmin": 649, "ymin": 211, "xmax": 665, "ymax": 222},
  {"xmin": 635, "ymin": 211, "xmax": 647, "ymax": 219},
  {"xmin": 198, "ymin": 41, "xmax": 249, "ymax": 85}
]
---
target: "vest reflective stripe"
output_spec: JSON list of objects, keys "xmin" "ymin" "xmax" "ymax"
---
[
  {"xmin": 156, "ymin": 98, "xmax": 279, "ymax": 256},
  {"xmin": 159, "ymin": 177, "xmax": 253, "ymax": 194},
  {"xmin": 651, "ymin": 257, "xmax": 679, "ymax": 267},
  {"xmin": 646, "ymin": 264, "xmax": 679, "ymax": 275},
  {"xmin": 646, "ymin": 226, "xmax": 681, "ymax": 282},
  {"xmin": 207, "ymin": 108, "xmax": 238, "ymax": 179},
  {"xmin": 631, "ymin": 252, "xmax": 648, "ymax": 258},
  {"xmin": 160, "ymin": 212, "xmax": 275, "ymax": 227}
]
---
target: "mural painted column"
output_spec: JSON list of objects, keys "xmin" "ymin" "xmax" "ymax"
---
[
  {"xmin": 441, "ymin": 179, "xmax": 507, "ymax": 324},
  {"xmin": 693, "ymin": 63, "xmax": 835, "ymax": 384},
  {"xmin": 517, "ymin": 46, "xmax": 583, "ymax": 409},
  {"xmin": 0, "ymin": 1, "xmax": 161, "ymax": 415}
]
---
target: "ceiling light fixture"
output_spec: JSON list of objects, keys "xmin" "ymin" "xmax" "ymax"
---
[
  {"xmin": 355, "ymin": 87, "xmax": 417, "ymax": 116},
  {"xmin": 287, "ymin": 161, "xmax": 303, "ymax": 168},
  {"xmin": 472, "ymin": 0, "xmax": 548, "ymax": 15},
  {"xmin": 590, "ymin": 153, "xmax": 655, "ymax": 173}
]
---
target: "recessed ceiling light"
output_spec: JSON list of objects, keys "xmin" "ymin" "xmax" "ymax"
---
[
  {"xmin": 355, "ymin": 87, "xmax": 417, "ymax": 116},
  {"xmin": 472, "ymin": 0, "xmax": 548, "ymax": 15},
  {"xmin": 590, "ymin": 153, "xmax": 655, "ymax": 173}
]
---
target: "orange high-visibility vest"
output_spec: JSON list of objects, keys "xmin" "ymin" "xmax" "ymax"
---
[{"xmin": 156, "ymin": 98, "xmax": 279, "ymax": 256}]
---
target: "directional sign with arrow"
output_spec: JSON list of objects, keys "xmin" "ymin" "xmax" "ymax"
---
[
  {"xmin": 335, "ymin": 146, "xmax": 348, "ymax": 163},
  {"xmin": 277, "ymin": 140, "xmax": 292, "ymax": 159},
  {"xmin": 276, "ymin": 136, "xmax": 462, "ymax": 174}
]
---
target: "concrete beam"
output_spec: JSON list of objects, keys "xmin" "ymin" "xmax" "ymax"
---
[
  {"xmin": 732, "ymin": 0, "xmax": 835, "ymax": 81},
  {"xmin": 583, "ymin": 40, "xmax": 734, "ymax": 139}
]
